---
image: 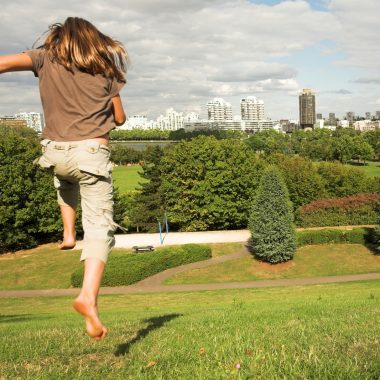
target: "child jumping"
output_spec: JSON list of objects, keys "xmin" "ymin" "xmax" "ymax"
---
[{"xmin": 0, "ymin": 17, "xmax": 128, "ymax": 340}]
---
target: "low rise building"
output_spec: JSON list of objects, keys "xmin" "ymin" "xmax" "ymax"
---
[
  {"xmin": 15, "ymin": 112, "xmax": 43, "ymax": 132},
  {"xmin": 0, "ymin": 116, "xmax": 27, "ymax": 129},
  {"xmin": 354, "ymin": 120, "xmax": 380, "ymax": 132}
]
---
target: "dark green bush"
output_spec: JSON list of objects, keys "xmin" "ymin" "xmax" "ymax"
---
[
  {"xmin": 296, "ymin": 228, "xmax": 373, "ymax": 247},
  {"xmin": 71, "ymin": 244, "xmax": 211, "ymax": 287},
  {"xmin": 249, "ymin": 166, "xmax": 296, "ymax": 263}
]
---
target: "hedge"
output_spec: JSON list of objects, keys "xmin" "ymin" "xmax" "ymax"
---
[
  {"xmin": 296, "ymin": 228, "xmax": 373, "ymax": 247},
  {"xmin": 71, "ymin": 244, "xmax": 211, "ymax": 287},
  {"xmin": 296, "ymin": 193, "xmax": 380, "ymax": 227}
]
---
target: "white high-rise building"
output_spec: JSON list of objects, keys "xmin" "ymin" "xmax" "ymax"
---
[
  {"xmin": 157, "ymin": 108, "xmax": 184, "ymax": 131},
  {"xmin": 15, "ymin": 112, "xmax": 43, "ymax": 132},
  {"xmin": 184, "ymin": 112, "xmax": 199, "ymax": 123},
  {"xmin": 207, "ymin": 98, "xmax": 233, "ymax": 121},
  {"xmin": 126, "ymin": 115, "xmax": 148, "ymax": 129},
  {"xmin": 240, "ymin": 96, "xmax": 265, "ymax": 121}
]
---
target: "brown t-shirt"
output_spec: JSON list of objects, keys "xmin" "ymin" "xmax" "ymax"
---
[{"xmin": 25, "ymin": 48, "xmax": 125, "ymax": 141}]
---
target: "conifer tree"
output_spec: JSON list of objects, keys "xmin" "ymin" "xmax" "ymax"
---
[
  {"xmin": 374, "ymin": 203, "xmax": 380, "ymax": 253},
  {"xmin": 130, "ymin": 146, "xmax": 165, "ymax": 232},
  {"xmin": 249, "ymin": 166, "xmax": 296, "ymax": 263}
]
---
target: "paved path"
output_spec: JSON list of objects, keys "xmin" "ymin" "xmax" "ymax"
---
[
  {"xmin": 72, "ymin": 225, "xmax": 375, "ymax": 250},
  {"xmin": 1, "ymin": 247, "xmax": 379, "ymax": 298}
]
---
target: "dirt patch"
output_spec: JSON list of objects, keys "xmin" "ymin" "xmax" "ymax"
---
[{"xmin": 256, "ymin": 260, "xmax": 295, "ymax": 273}]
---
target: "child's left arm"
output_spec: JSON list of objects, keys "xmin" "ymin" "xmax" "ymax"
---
[{"xmin": 0, "ymin": 53, "xmax": 33, "ymax": 74}]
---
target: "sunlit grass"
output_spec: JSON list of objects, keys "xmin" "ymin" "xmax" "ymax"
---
[
  {"xmin": 1, "ymin": 282, "xmax": 379, "ymax": 379},
  {"xmin": 349, "ymin": 160, "xmax": 380, "ymax": 177},
  {"xmin": 112, "ymin": 165, "xmax": 146, "ymax": 193},
  {"xmin": 165, "ymin": 244, "xmax": 380, "ymax": 285}
]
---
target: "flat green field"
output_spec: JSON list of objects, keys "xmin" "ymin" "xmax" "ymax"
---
[
  {"xmin": 351, "ymin": 161, "xmax": 380, "ymax": 177},
  {"xmin": 1, "ymin": 282, "xmax": 380, "ymax": 379},
  {"xmin": 112, "ymin": 165, "xmax": 146, "ymax": 193}
]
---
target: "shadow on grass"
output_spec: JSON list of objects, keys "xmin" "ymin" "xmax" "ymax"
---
[
  {"xmin": 114, "ymin": 313, "xmax": 182, "ymax": 357},
  {"xmin": 0, "ymin": 314, "xmax": 52, "ymax": 324}
]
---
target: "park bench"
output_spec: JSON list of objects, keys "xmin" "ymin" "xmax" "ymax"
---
[{"xmin": 132, "ymin": 245, "xmax": 155, "ymax": 253}]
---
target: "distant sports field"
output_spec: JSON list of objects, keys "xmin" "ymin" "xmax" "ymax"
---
[{"xmin": 112, "ymin": 165, "xmax": 146, "ymax": 193}]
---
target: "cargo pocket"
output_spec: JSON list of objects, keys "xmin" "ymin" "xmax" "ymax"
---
[
  {"xmin": 77, "ymin": 146, "xmax": 112, "ymax": 185},
  {"xmin": 33, "ymin": 155, "xmax": 55, "ymax": 173}
]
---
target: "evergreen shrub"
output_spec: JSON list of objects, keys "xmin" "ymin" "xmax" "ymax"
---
[
  {"xmin": 249, "ymin": 166, "xmax": 296, "ymax": 263},
  {"xmin": 71, "ymin": 244, "xmax": 211, "ymax": 287}
]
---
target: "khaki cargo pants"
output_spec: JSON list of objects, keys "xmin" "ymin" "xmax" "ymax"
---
[{"xmin": 35, "ymin": 139, "xmax": 116, "ymax": 263}]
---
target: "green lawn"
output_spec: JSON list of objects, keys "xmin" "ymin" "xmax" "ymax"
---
[
  {"xmin": 112, "ymin": 165, "xmax": 146, "ymax": 193},
  {"xmin": 165, "ymin": 244, "xmax": 380, "ymax": 285},
  {"xmin": 1, "ymin": 282, "xmax": 379, "ymax": 379},
  {"xmin": 0, "ymin": 243, "xmax": 241, "ymax": 291},
  {"xmin": 350, "ymin": 160, "xmax": 380, "ymax": 177},
  {"xmin": 1, "ymin": 243, "xmax": 380, "ymax": 291}
]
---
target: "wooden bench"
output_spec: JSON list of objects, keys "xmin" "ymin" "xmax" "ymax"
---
[{"xmin": 132, "ymin": 245, "xmax": 155, "ymax": 253}]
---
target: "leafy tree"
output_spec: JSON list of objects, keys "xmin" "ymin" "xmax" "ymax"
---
[
  {"xmin": 160, "ymin": 136, "xmax": 266, "ymax": 231},
  {"xmin": 249, "ymin": 166, "xmax": 296, "ymax": 263},
  {"xmin": 333, "ymin": 135, "xmax": 355, "ymax": 163},
  {"xmin": 109, "ymin": 129, "xmax": 170, "ymax": 141},
  {"xmin": 245, "ymin": 130, "xmax": 291, "ymax": 155},
  {"xmin": 316, "ymin": 161, "xmax": 378, "ymax": 198},
  {"xmin": 332, "ymin": 127, "xmax": 358, "ymax": 138},
  {"xmin": 351, "ymin": 135, "xmax": 375, "ymax": 163},
  {"xmin": 169, "ymin": 128, "xmax": 243, "ymax": 141},
  {"xmin": 362, "ymin": 129, "xmax": 380, "ymax": 158},
  {"xmin": 0, "ymin": 125, "xmax": 61, "ymax": 252},
  {"xmin": 110, "ymin": 144, "xmax": 143, "ymax": 165},
  {"xmin": 267, "ymin": 154, "xmax": 326, "ymax": 209}
]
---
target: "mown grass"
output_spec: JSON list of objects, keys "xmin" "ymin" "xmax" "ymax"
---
[
  {"xmin": 165, "ymin": 244, "xmax": 380, "ymax": 285},
  {"xmin": 0, "ymin": 243, "xmax": 241, "ymax": 291},
  {"xmin": 0, "ymin": 282, "xmax": 379, "ymax": 379},
  {"xmin": 1, "ymin": 243, "xmax": 380, "ymax": 291},
  {"xmin": 0, "ymin": 247, "xmax": 131, "ymax": 291},
  {"xmin": 112, "ymin": 165, "xmax": 146, "ymax": 193},
  {"xmin": 349, "ymin": 160, "xmax": 380, "ymax": 177}
]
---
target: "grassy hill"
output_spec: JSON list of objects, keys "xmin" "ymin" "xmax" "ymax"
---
[
  {"xmin": 1, "ymin": 242, "xmax": 379, "ymax": 291},
  {"xmin": 0, "ymin": 282, "xmax": 379, "ymax": 378}
]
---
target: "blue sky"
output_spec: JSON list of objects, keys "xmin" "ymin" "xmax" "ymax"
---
[
  {"xmin": 250, "ymin": 0, "xmax": 329, "ymax": 11},
  {"xmin": 0, "ymin": 0, "xmax": 379, "ymax": 120}
]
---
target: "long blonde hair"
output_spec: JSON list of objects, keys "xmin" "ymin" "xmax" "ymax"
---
[{"xmin": 40, "ymin": 17, "xmax": 128, "ymax": 81}]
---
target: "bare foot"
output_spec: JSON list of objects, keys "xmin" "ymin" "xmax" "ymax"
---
[
  {"xmin": 73, "ymin": 296, "xmax": 108, "ymax": 340},
  {"xmin": 58, "ymin": 237, "xmax": 76, "ymax": 250}
]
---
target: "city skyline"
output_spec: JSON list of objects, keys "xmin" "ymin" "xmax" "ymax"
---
[{"xmin": 0, "ymin": 1, "xmax": 380, "ymax": 120}]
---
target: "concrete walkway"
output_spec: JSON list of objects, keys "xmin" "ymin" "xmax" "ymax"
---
[{"xmin": 72, "ymin": 225, "xmax": 375, "ymax": 250}]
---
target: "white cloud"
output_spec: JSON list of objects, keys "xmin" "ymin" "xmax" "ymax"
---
[{"xmin": 0, "ymin": 0, "xmax": 379, "ymax": 120}]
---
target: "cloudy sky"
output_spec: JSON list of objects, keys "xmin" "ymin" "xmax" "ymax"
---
[{"xmin": 1, "ymin": 0, "xmax": 379, "ymax": 121}]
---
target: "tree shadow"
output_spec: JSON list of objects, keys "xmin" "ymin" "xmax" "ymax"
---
[
  {"xmin": 0, "ymin": 314, "xmax": 52, "ymax": 324},
  {"xmin": 362, "ymin": 227, "xmax": 380, "ymax": 256},
  {"xmin": 114, "ymin": 313, "xmax": 182, "ymax": 357}
]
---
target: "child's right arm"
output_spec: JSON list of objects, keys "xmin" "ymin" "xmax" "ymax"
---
[
  {"xmin": 111, "ymin": 95, "xmax": 127, "ymax": 126},
  {"xmin": 0, "ymin": 53, "xmax": 33, "ymax": 74}
]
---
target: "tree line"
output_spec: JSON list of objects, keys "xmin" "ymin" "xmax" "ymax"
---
[
  {"xmin": 126, "ymin": 135, "xmax": 379, "ymax": 233},
  {"xmin": 110, "ymin": 127, "xmax": 379, "ymax": 164},
  {"xmin": 1, "ymin": 125, "xmax": 379, "ymax": 253}
]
